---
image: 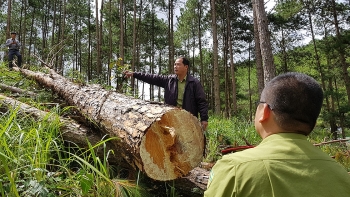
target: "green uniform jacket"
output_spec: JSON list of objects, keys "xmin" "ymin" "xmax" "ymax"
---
[{"xmin": 204, "ymin": 133, "xmax": 350, "ymax": 197}]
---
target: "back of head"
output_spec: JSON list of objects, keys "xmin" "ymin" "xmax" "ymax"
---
[{"xmin": 261, "ymin": 72, "xmax": 323, "ymax": 135}]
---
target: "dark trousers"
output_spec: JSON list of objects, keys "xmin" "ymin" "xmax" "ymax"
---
[{"xmin": 8, "ymin": 50, "xmax": 22, "ymax": 68}]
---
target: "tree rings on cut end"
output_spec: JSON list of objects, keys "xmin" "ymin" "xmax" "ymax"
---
[{"xmin": 140, "ymin": 109, "xmax": 204, "ymax": 181}]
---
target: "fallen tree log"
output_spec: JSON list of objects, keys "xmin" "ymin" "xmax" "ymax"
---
[
  {"xmin": 16, "ymin": 67, "xmax": 205, "ymax": 181},
  {"xmin": 0, "ymin": 93, "xmax": 210, "ymax": 195},
  {"xmin": 174, "ymin": 165, "xmax": 209, "ymax": 195},
  {"xmin": 0, "ymin": 93, "xmax": 114, "ymax": 153},
  {"xmin": 0, "ymin": 83, "xmax": 36, "ymax": 96},
  {"xmin": 144, "ymin": 165, "xmax": 209, "ymax": 197}
]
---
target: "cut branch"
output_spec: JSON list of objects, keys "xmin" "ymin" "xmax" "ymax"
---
[
  {"xmin": 0, "ymin": 83, "xmax": 36, "ymax": 96},
  {"xmin": 313, "ymin": 139, "xmax": 349, "ymax": 146}
]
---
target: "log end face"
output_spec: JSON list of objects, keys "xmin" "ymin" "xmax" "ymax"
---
[{"xmin": 140, "ymin": 109, "xmax": 204, "ymax": 181}]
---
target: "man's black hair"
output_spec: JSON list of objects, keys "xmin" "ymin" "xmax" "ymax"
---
[
  {"xmin": 261, "ymin": 72, "xmax": 323, "ymax": 135},
  {"xmin": 180, "ymin": 57, "xmax": 190, "ymax": 67}
]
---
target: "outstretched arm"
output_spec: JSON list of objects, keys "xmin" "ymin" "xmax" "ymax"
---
[{"xmin": 124, "ymin": 70, "xmax": 169, "ymax": 88}]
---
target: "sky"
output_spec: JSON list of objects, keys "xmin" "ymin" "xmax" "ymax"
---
[{"xmin": 93, "ymin": 0, "xmax": 276, "ymax": 27}]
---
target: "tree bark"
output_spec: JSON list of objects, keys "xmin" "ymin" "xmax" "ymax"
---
[
  {"xmin": 108, "ymin": 0, "xmax": 113, "ymax": 86},
  {"xmin": 174, "ymin": 165, "xmax": 209, "ymax": 194},
  {"xmin": 331, "ymin": 0, "xmax": 350, "ymax": 107},
  {"xmin": 253, "ymin": 0, "xmax": 275, "ymax": 84},
  {"xmin": 58, "ymin": 0, "xmax": 66, "ymax": 73},
  {"xmin": 6, "ymin": 0, "xmax": 11, "ymax": 38},
  {"xmin": 225, "ymin": 0, "xmax": 237, "ymax": 115},
  {"xmin": 147, "ymin": 165, "xmax": 209, "ymax": 197},
  {"xmin": 0, "ymin": 83, "xmax": 36, "ymax": 96},
  {"xmin": 16, "ymin": 67, "xmax": 205, "ymax": 181},
  {"xmin": 168, "ymin": 0, "xmax": 175, "ymax": 72},
  {"xmin": 210, "ymin": 0, "xmax": 221, "ymax": 115}
]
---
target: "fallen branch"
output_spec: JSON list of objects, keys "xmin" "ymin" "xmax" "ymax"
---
[
  {"xmin": 313, "ymin": 139, "xmax": 349, "ymax": 146},
  {"xmin": 31, "ymin": 39, "xmax": 66, "ymax": 69},
  {"xmin": 32, "ymin": 53, "xmax": 52, "ymax": 68},
  {"xmin": 0, "ymin": 83, "xmax": 36, "ymax": 96}
]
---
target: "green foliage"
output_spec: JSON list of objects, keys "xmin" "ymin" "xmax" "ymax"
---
[
  {"xmin": 0, "ymin": 104, "xmax": 148, "ymax": 196},
  {"xmin": 204, "ymin": 115, "xmax": 261, "ymax": 162},
  {"xmin": 274, "ymin": 1, "xmax": 303, "ymax": 19},
  {"xmin": 0, "ymin": 106, "xmax": 62, "ymax": 196},
  {"xmin": 65, "ymin": 68, "xmax": 86, "ymax": 85},
  {"xmin": 110, "ymin": 57, "xmax": 131, "ymax": 92}
]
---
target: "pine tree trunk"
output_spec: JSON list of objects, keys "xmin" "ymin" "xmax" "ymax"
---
[
  {"xmin": 17, "ymin": 68, "xmax": 205, "ymax": 181},
  {"xmin": 210, "ymin": 0, "xmax": 221, "ymax": 115},
  {"xmin": 253, "ymin": 0, "xmax": 275, "ymax": 84}
]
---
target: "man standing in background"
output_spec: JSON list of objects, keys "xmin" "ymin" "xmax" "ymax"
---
[
  {"xmin": 124, "ymin": 56, "xmax": 209, "ymax": 131},
  {"xmin": 5, "ymin": 32, "xmax": 22, "ymax": 70}
]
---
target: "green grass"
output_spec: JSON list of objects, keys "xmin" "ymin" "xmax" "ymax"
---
[
  {"xmin": 204, "ymin": 115, "xmax": 260, "ymax": 162},
  {"xmin": 0, "ymin": 105, "xmax": 147, "ymax": 196}
]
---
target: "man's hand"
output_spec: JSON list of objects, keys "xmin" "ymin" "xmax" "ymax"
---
[
  {"xmin": 201, "ymin": 121, "xmax": 208, "ymax": 131},
  {"xmin": 123, "ymin": 70, "xmax": 133, "ymax": 78}
]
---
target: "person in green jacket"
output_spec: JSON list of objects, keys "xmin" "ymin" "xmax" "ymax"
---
[{"xmin": 204, "ymin": 72, "xmax": 350, "ymax": 197}]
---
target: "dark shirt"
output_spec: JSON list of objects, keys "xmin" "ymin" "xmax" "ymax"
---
[{"xmin": 133, "ymin": 72, "xmax": 209, "ymax": 122}]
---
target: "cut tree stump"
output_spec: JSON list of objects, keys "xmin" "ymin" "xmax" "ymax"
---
[{"xmin": 16, "ymin": 67, "xmax": 205, "ymax": 181}]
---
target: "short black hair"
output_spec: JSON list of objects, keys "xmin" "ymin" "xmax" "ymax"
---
[
  {"xmin": 11, "ymin": 32, "xmax": 16, "ymax": 35},
  {"xmin": 179, "ymin": 57, "xmax": 190, "ymax": 67},
  {"xmin": 261, "ymin": 72, "xmax": 323, "ymax": 135}
]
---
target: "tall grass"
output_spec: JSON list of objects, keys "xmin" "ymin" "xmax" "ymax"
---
[
  {"xmin": 0, "ymin": 104, "xmax": 147, "ymax": 196},
  {"xmin": 204, "ymin": 115, "xmax": 261, "ymax": 162},
  {"xmin": 0, "ymin": 106, "xmax": 62, "ymax": 196},
  {"xmin": 0, "ymin": 62, "xmax": 150, "ymax": 196}
]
